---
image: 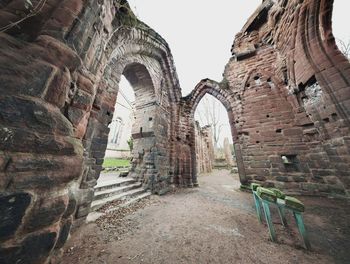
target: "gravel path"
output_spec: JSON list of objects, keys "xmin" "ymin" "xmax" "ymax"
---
[{"xmin": 59, "ymin": 170, "xmax": 350, "ymax": 264}]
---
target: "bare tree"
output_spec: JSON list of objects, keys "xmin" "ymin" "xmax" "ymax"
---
[
  {"xmin": 336, "ymin": 38, "xmax": 350, "ymax": 60},
  {"xmin": 195, "ymin": 95, "xmax": 226, "ymax": 149}
]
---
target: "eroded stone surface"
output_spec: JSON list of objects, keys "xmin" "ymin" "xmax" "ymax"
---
[
  {"xmin": 0, "ymin": 231, "xmax": 57, "ymax": 264},
  {"xmin": 0, "ymin": 193, "xmax": 31, "ymax": 241}
]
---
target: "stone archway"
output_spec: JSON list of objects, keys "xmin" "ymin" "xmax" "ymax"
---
[
  {"xmin": 82, "ymin": 60, "xmax": 159, "ymax": 187},
  {"xmin": 179, "ymin": 79, "xmax": 247, "ymax": 187},
  {"xmin": 74, "ymin": 24, "xmax": 182, "ymax": 222}
]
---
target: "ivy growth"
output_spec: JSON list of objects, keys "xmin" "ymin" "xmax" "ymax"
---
[{"xmin": 219, "ymin": 78, "xmax": 230, "ymax": 90}]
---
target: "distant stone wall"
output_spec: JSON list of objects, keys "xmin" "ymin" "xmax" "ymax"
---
[
  {"xmin": 223, "ymin": 138, "xmax": 235, "ymax": 168},
  {"xmin": 195, "ymin": 123, "xmax": 214, "ymax": 174}
]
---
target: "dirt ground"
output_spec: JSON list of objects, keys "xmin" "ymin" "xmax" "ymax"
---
[{"xmin": 59, "ymin": 170, "xmax": 350, "ymax": 264}]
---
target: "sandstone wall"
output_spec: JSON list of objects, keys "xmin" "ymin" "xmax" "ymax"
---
[
  {"xmin": 224, "ymin": 0, "xmax": 350, "ymax": 195},
  {"xmin": 180, "ymin": 0, "xmax": 350, "ymax": 196},
  {"xmin": 0, "ymin": 1, "xmax": 181, "ymax": 263}
]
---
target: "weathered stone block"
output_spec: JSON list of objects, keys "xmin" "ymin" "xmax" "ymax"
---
[
  {"xmin": 0, "ymin": 193, "xmax": 31, "ymax": 241},
  {"xmin": 0, "ymin": 126, "xmax": 83, "ymax": 156},
  {"xmin": 77, "ymin": 74, "xmax": 95, "ymax": 95},
  {"xmin": 276, "ymin": 176, "xmax": 290, "ymax": 182},
  {"xmin": 7, "ymin": 155, "xmax": 64, "ymax": 173},
  {"xmin": 0, "ymin": 231, "xmax": 57, "ymax": 264},
  {"xmin": 0, "ymin": 153, "xmax": 11, "ymax": 172},
  {"xmin": 328, "ymin": 185, "xmax": 346, "ymax": 195},
  {"xmin": 67, "ymin": 106, "xmax": 90, "ymax": 138},
  {"xmin": 72, "ymin": 89, "xmax": 94, "ymax": 111},
  {"xmin": 77, "ymin": 188, "xmax": 94, "ymax": 205},
  {"xmin": 254, "ymin": 175, "xmax": 267, "ymax": 181},
  {"xmin": 293, "ymin": 176, "xmax": 307, "ymax": 183},
  {"xmin": 67, "ymin": 107, "xmax": 87, "ymax": 127},
  {"xmin": 283, "ymin": 128, "xmax": 303, "ymax": 136},
  {"xmin": 311, "ymin": 169, "xmax": 333, "ymax": 177},
  {"xmin": 45, "ymin": 67, "xmax": 71, "ymax": 108},
  {"xmin": 300, "ymin": 183, "xmax": 319, "ymax": 192},
  {"xmin": 0, "ymin": 96, "xmax": 73, "ymax": 136},
  {"xmin": 325, "ymin": 176, "xmax": 342, "ymax": 185},
  {"xmin": 33, "ymin": 35, "xmax": 81, "ymax": 70},
  {"xmin": 75, "ymin": 204, "xmax": 91, "ymax": 219},
  {"xmin": 4, "ymin": 154, "xmax": 83, "ymax": 190},
  {"xmin": 24, "ymin": 195, "xmax": 68, "ymax": 233},
  {"xmin": 0, "ymin": 37, "xmax": 55, "ymax": 97},
  {"xmin": 249, "ymin": 161, "xmax": 271, "ymax": 168},
  {"xmin": 63, "ymin": 192, "xmax": 78, "ymax": 219},
  {"xmin": 55, "ymin": 217, "xmax": 72, "ymax": 249}
]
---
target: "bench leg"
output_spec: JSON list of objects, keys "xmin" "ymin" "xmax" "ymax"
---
[
  {"xmin": 277, "ymin": 205, "xmax": 288, "ymax": 227},
  {"xmin": 253, "ymin": 192, "xmax": 263, "ymax": 223},
  {"xmin": 261, "ymin": 201, "xmax": 276, "ymax": 242},
  {"xmin": 293, "ymin": 212, "xmax": 311, "ymax": 250}
]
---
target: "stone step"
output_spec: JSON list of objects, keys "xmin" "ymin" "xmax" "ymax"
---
[
  {"xmin": 91, "ymin": 187, "xmax": 147, "ymax": 211},
  {"xmin": 105, "ymin": 191, "xmax": 152, "ymax": 213},
  {"xmin": 94, "ymin": 178, "xmax": 136, "ymax": 192},
  {"xmin": 93, "ymin": 182, "xmax": 142, "ymax": 201},
  {"xmin": 87, "ymin": 191, "xmax": 152, "ymax": 222}
]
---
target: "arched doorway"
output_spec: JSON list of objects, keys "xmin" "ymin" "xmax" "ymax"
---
[
  {"xmin": 194, "ymin": 94, "xmax": 235, "ymax": 172},
  {"xmin": 74, "ymin": 25, "xmax": 181, "ymax": 220},
  {"xmin": 85, "ymin": 60, "xmax": 165, "ymax": 190},
  {"xmin": 178, "ymin": 79, "xmax": 247, "ymax": 187}
]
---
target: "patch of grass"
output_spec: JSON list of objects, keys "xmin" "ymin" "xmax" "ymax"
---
[{"xmin": 103, "ymin": 158, "xmax": 130, "ymax": 168}]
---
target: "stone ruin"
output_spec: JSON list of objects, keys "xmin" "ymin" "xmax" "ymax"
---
[
  {"xmin": 0, "ymin": 0, "xmax": 349, "ymax": 263},
  {"xmin": 223, "ymin": 138, "xmax": 235, "ymax": 168},
  {"xmin": 195, "ymin": 123, "xmax": 214, "ymax": 174}
]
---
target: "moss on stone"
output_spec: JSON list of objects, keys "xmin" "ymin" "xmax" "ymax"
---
[
  {"xmin": 240, "ymin": 184, "xmax": 252, "ymax": 192},
  {"xmin": 219, "ymin": 78, "xmax": 230, "ymax": 90},
  {"xmin": 285, "ymin": 196, "xmax": 305, "ymax": 212},
  {"xmin": 270, "ymin": 188, "xmax": 286, "ymax": 199},
  {"xmin": 251, "ymin": 183, "xmax": 261, "ymax": 191},
  {"xmin": 257, "ymin": 187, "xmax": 277, "ymax": 203}
]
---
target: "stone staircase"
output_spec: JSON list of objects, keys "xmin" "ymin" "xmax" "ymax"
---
[{"xmin": 91, "ymin": 177, "xmax": 151, "ymax": 211}]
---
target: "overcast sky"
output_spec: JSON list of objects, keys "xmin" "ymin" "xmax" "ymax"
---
[{"xmin": 118, "ymin": 0, "xmax": 348, "ymax": 147}]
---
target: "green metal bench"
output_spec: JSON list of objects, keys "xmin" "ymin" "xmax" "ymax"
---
[
  {"xmin": 284, "ymin": 195, "xmax": 311, "ymax": 250},
  {"xmin": 251, "ymin": 184, "xmax": 311, "ymax": 249}
]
